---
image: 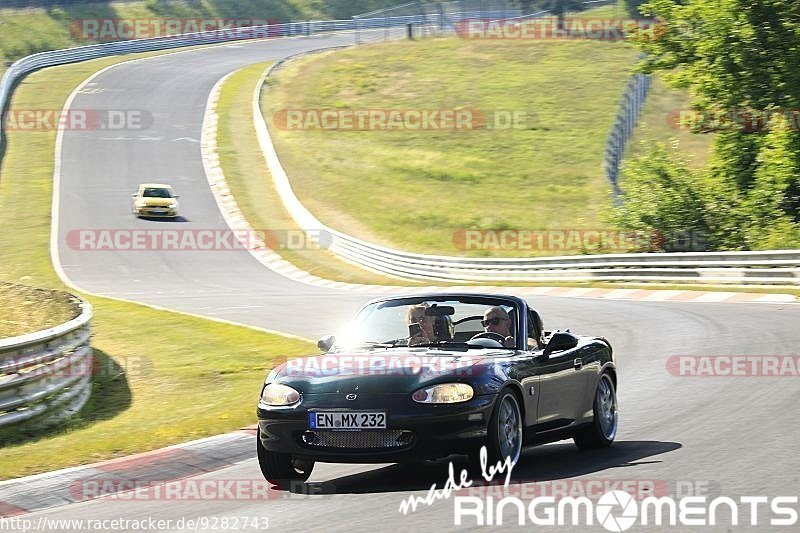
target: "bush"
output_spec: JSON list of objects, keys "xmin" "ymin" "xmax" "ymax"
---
[{"xmin": 612, "ymin": 141, "xmax": 714, "ymax": 251}]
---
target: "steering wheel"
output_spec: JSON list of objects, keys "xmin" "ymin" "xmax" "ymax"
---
[{"xmin": 469, "ymin": 332, "xmax": 506, "ymax": 343}]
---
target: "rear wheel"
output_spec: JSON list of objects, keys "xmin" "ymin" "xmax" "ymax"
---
[
  {"xmin": 256, "ymin": 430, "xmax": 314, "ymax": 487},
  {"xmin": 574, "ymin": 373, "xmax": 618, "ymax": 450}
]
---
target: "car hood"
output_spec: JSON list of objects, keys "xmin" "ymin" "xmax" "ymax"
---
[
  {"xmin": 271, "ymin": 349, "xmax": 509, "ymax": 394},
  {"xmin": 138, "ymin": 198, "xmax": 175, "ymax": 207}
]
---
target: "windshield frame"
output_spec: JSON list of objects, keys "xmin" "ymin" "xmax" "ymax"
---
[{"xmin": 337, "ymin": 294, "xmax": 528, "ymax": 352}]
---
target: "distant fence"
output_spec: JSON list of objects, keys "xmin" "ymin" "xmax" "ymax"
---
[
  {"xmin": 0, "ymin": 290, "xmax": 92, "ymax": 428},
  {"xmin": 604, "ymin": 71, "xmax": 652, "ymax": 196}
]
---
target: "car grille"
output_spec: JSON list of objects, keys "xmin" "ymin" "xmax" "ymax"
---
[{"xmin": 301, "ymin": 429, "xmax": 413, "ymax": 449}]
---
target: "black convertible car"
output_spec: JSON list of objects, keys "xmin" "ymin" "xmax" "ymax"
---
[{"xmin": 256, "ymin": 293, "xmax": 618, "ymax": 485}]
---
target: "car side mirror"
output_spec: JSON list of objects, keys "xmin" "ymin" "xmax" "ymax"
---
[
  {"xmin": 131, "ymin": 194, "xmax": 137, "ymax": 197},
  {"xmin": 174, "ymin": 195, "xmax": 180, "ymax": 198},
  {"xmin": 317, "ymin": 335, "xmax": 335, "ymax": 352},
  {"xmin": 543, "ymin": 331, "xmax": 579, "ymax": 356}
]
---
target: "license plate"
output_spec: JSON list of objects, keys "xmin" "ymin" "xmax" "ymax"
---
[{"xmin": 309, "ymin": 411, "xmax": 386, "ymax": 430}]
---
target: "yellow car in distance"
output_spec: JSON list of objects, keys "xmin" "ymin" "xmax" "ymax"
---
[{"xmin": 131, "ymin": 183, "xmax": 179, "ymax": 218}]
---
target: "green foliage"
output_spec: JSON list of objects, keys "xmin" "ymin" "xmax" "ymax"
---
[
  {"xmin": 616, "ymin": 0, "xmax": 800, "ymax": 250},
  {"xmin": 612, "ymin": 142, "xmax": 714, "ymax": 251}
]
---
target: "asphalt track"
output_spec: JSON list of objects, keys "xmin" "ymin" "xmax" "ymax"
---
[{"xmin": 33, "ymin": 31, "xmax": 800, "ymax": 531}]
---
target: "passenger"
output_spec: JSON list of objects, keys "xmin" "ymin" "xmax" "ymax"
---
[{"xmin": 407, "ymin": 304, "xmax": 436, "ymax": 346}]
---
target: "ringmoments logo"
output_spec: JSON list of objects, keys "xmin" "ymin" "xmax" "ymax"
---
[{"xmin": 453, "ymin": 491, "xmax": 799, "ymax": 528}]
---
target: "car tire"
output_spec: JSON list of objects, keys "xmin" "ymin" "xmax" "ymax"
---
[
  {"xmin": 472, "ymin": 390, "xmax": 523, "ymax": 472},
  {"xmin": 256, "ymin": 430, "xmax": 314, "ymax": 488},
  {"xmin": 574, "ymin": 372, "xmax": 618, "ymax": 450}
]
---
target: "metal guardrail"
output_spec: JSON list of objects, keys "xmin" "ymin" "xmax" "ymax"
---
[
  {"xmin": 0, "ymin": 291, "xmax": 92, "ymax": 428},
  {"xmin": 0, "ymin": 16, "xmax": 421, "ymax": 158},
  {"xmin": 0, "ymin": 7, "xmax": 797, "ymax": 285},
  {"xmin": 257, "ymin": 58, "xmax": 800, "ymax": 285}
]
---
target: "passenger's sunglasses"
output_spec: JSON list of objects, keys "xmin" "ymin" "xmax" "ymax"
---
[{"xmin": 481, "ymin": 317, "xmax": 506, "ymax": 327}]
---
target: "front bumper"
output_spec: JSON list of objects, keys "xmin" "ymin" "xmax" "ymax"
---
[
  {"xmin": 135, "ymin": 207, "xmax": 178, "ymax": 217},
  {"xmin": 257, "ymin": 393, "xmax": 496, "ymax": 463}
]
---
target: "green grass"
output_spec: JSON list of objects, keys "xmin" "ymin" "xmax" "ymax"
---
[
  {"xmin": 0, "ymin": 51, "xmax": 314, "ymax": 480},
  {"xmin": 263, "ymin": 36, "xmax": 640, "ymax": 257},
  {"xmin": 623, "ymin": 75, "xmax": 714, "ymax": 170},
  {"xmin": 217, "ymin": 63, "xmax": 425, "ymax": 285},
  {"xmin": 205, "ymin": 66, "xmax": 800, "ymax": 312},
  {"xmin": 219, "ymin": 52, "xmax": 794, "ymax": 296}
]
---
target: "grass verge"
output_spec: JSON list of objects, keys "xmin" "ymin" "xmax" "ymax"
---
[
  {"xmin": 218, "ymin": 60, "xmax": 797, "ymax": 297},
  {"xmin": 0, "ymin": 50, "xmax": 314, "ymax": 480},
  {"xmin": 217, "ymin": 63, "xmax": 423, "ymax": 285},
  {"xmin": 263, "ymin": 36, "xmax": 639, "ymax": 257}
]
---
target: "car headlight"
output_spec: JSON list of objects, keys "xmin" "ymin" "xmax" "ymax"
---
[
  {"xmin": 168, "ymin": 202, "xmax": 177, "ymax": 208},
  {"xmin": 260, "ymin": 383, "xmax": 300, "ymax": 406},
  {"xmin": 412, "ymin": 383, "xmax": 473, "ymax": 404}
]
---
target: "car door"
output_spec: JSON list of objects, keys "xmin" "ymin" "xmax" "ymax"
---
[{"xmin": 534, "ymin": 347, "xmax": 586, "ymax": 429}]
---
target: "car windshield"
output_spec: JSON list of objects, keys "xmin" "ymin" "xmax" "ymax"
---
[
  {"xmin": 334, "ymin": 296, "xmax": 518, "ymax": 350},
  {"xmin": 142, "ymin": 188, "xmax": 173, "ymax": 198}
]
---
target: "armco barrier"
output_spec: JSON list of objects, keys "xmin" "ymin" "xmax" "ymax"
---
[
  {"xmin": 0, "ymin": 10, "xmax": 797, "ymax": 285},
  {"xmin": 256, "ymin": 58, "xmax": 800, "ymax": 285},
  {"xmin": 0, "ymin": 16, "xmax": 421, "ymax": 156},
  {"xmin": 0, "ymin": 291, "xmax": 92, "ymax": 428}
]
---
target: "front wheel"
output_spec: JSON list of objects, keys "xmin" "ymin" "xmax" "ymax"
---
[
  {"xmin": 574, "ymin": 373, "xmax": 618, "ymax": 450},
  {"xmin": 256, "ymin": 430, "xmax": 314, "ymax": 488},
  {"xmin": 474, "ymin": 390, "xmax": 523, "ymax": 471}
]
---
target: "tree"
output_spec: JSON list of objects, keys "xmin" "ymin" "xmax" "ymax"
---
[
  {"xmin": 611, "ymin": 142, "xmax": 716, "ymax": 251},
  {"xmin": 624, "ymin": 0, "xmax": 800, "ymax": 249}
]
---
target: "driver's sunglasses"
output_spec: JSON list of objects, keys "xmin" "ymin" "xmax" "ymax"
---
[{"xmin": 481, "ymin": 317, "xmax": 506, "ymax": 327}]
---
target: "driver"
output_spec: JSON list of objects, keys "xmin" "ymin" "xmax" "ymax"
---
[
  {"xmin": 481, "ymin": 306, "xmax": 513, "ymax": 337},
  {"xmin": 469, "ymin": 306, "xmax": 515, "ymax": 347}
]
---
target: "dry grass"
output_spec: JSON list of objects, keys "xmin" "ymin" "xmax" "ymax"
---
[{"xmin": 0, "ymin": 282, "xmax": 77, "ymax": 338}]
